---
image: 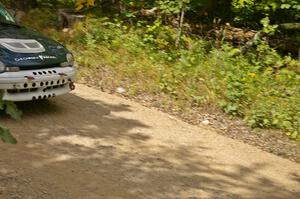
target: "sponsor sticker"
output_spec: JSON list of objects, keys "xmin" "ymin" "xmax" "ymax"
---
[{"xmin": 15, "ymin": 55, "xmax": 57, "ymax": 62}]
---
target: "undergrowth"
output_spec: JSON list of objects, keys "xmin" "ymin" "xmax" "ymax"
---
[{"xmin": 24, "ymin": 9, "xmax": 300, "ymax": 140}]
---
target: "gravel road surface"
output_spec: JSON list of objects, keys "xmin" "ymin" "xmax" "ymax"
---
[{"xmin": 0, "ymin": 84, "xmax": 299, "ymax": 199}]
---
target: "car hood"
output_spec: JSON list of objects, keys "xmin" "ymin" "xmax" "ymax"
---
[{"xmin": 0, "ymin": 26, "xmax": 69, "ymax": 69}]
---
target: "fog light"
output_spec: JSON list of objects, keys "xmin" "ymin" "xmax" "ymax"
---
[{"xmin": 6, "ymin": 67, "xmax": 20, "ymax": 72}]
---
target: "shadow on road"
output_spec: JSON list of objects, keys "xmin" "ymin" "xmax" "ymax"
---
[{"xmin": 0, "ymin": 93, "xmax": 299, "ymax": 199}]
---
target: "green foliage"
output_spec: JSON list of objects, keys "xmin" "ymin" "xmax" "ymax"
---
[
  {"xmin": 53, "ymin": 15, "xmax": 300, "ymax": 140},
  {"xmin": 260, "ymin": 17, "xmax": 278, "ymax": 35},
  {"xmin": 0, "ymin": 100, "xmax": 22, "ymax": 144},
  {"xmin": 0, "ymin": 126, "xmax": 17, "ymax": 144},
  {"xmin": 22, "ymin": 4, "xmax": 300, "ymax": 141},
  {"xmin": 68, "ymin": 0, "xmax": 299, "ymax": 29},
  {"xmin": 157, "ymin": 0, "xmax": 192, "ymax": 14},
  {"xmin": 232, "ymin": 0, "xmax": 300, "ymax": 27},
  {"xmin": 142, "ymin": 19, "xmax": 178, "ymax": 50},
  {"xmin": 3, "ymin": 101, "xmax": 22, "ymax": 120}
]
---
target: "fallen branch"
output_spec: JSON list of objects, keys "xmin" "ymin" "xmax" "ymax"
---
[{"xmin": 280, "ymin": 23, "xmax": 300, "ymax": 30}]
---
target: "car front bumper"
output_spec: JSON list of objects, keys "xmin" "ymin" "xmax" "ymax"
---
[{"xmin": 0, "ymin": 66, "xmax": 76, "ymax": 101}]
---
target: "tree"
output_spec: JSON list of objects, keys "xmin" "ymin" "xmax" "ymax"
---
[{"xmin": 232, "ymin": 0, "xmax": 300, "ymax": 27}]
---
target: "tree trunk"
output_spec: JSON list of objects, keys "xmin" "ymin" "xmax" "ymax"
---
[
  {"xmin": 175, "ymin": 9, "xmax": 185, "ymax": 47},
  {"xmin": 58, "ymin": 9, "xmax": 85, "ymax": 29}
]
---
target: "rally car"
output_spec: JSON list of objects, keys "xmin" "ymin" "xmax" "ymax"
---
[{"xmin": 0, "ymin": 4, "xmax": 76, "ymax": 101}]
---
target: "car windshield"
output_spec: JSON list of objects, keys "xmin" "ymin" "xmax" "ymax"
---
[{"xmin": 0, "ymin": 5, "xmax": 15, "ymax": 24}]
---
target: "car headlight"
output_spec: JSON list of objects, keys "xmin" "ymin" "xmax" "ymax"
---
[
  {"xmin": 0, "ymin": 61, "xmax": 6, "ymax": 73},
  {"xmin": 66, "ymin": 53, "xmax": 74, "ymax": 66},
  {"xmin": 61, "ymin": 53, "xmax": 74, "ymax": 67}
]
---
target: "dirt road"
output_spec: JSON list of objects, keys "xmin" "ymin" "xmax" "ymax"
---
[{"xmin": 0, "ymin": 84, "xmax": 299, "ymax": 199}]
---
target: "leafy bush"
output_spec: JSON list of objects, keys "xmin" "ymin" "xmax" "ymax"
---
[{"xmin": 0, "ymin": 100, "xmax": 22, "ymax": 144}]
